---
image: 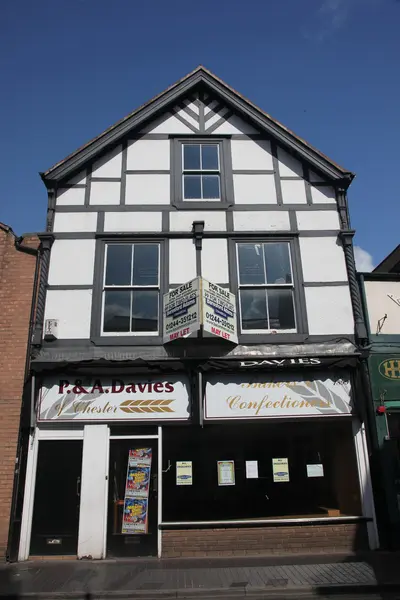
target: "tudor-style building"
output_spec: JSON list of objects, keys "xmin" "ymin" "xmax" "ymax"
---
[{"xmin": 13, "ymin": 67, "xmax": 378, "ymax": 560}]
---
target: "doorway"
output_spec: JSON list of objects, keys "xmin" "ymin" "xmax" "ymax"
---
[
  {"xmin": 30, "ymin": 440, "xmax": 83, "ymax": 555},
  {"xmin": 107, "ymin": 439, "xmax": 158, "ymax": 557}
]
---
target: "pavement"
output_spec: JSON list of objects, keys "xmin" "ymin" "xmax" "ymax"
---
[{"xmin": 1, "ymin": 552, "xmax": 400, "ymax": 599}]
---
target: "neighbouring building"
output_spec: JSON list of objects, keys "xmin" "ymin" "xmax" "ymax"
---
[
  {"xmin": 0, "ymin": 223, "xmax": 39, "ymax": 560},
  {"xmin": 14, "ymin": 67, "xmax": 378, "ymax": 560},
  {"xmin": 359, "ymin": 245, "xmax": 400, "ymax": 549}
]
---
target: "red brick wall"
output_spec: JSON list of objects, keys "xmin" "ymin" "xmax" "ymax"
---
[
  {"xmin": 0, "ymin": 226, "xmax": 39, "ymax": 559},
  {"xmin": 162, "ymin": 523, "xmax": 369, "ymax": 557}
]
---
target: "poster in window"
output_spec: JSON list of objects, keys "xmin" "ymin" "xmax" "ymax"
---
[
  {"xmin": 272, "ymin": 458, "xmax": 290, "ymax": 482},
  {"xmin": 176, "ymin": 461, "xmax": 193, "ymax": 486},
  {"xmin": 217, "ymin": 460, "xmax": 235, "ymax": 486},
  {"xmin": 122, "ymin": 448, "xmax": 152, "ymax": 534}
]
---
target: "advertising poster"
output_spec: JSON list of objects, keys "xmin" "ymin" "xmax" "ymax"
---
[
  {"xmin": 272, "ymin": 458, "xmax": 290, "ymax": 483},
  {"xmin": 121, "ymin": 498, "xmax": 148, "ymax": 534},
  {"xmin": 306, "ymin": 464, "xmax": 324, "ymax": 478},
  {"xmin": 122, "ymin": 448, "xmax": 152, "ymax": 534},
  {"xmin": 217, "ymin": 460, "xmax": 235, "ymax": 486},
  {"xmin": 176, "ymin": 461, "xmax": 193, "ymax": 486},
  {"xmin": 245, "ymin": 460, "xmax": 259, "ymax": 479}
]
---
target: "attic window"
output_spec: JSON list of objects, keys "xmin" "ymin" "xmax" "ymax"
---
[{"xmin": 182, "ymin": 143, "xmax": 220, "ymax": 200}]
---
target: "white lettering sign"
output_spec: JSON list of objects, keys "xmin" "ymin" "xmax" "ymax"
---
[
  {"xmin": 204, "ymin": 373, "xmax": 352, "ymax": 419},
  {"xmin": 38, "ymin": 376, "xmax": 190, "ymax": 422}
]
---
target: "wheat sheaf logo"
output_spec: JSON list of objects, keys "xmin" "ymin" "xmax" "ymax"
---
[{"xmin": 119, "ymin": 399, "xmax": 174, "ymax": 413}]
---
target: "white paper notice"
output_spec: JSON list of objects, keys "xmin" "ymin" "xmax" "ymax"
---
[
  {"xmin": 245, "ymin": 461, "xmax": 259, "ymax": 479},
  {"xmin": 306, "ymin": 464, "xmax": 324, "ymax": 478}
]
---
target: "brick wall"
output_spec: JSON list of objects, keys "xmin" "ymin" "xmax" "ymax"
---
[
  {"xmin": 0, "ymin": 225, "xmax": 39, "ymax": 559},
  {"xmin": 162, "ymin": 523, "xmax": 369, "ymax": 557}
]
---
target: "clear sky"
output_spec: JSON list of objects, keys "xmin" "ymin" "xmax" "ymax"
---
[{"xmin": 0, "ymin": 0, "xmax": 399, "ymax": 269}]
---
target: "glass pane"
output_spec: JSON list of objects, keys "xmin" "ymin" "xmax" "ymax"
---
[
  {"xmin": 264, "ymin": 243, "xmax": 292, "ymax": 284},
  {"xmin": 202, "ymin": 175, "xmax": 220, "ymax": 199},
  {"xmin": 268, "ymin": 289, "xmax": 296, "ymax": 330},
  {"xmin": 240, "ymin": 289, "xmax": 268, "ymax": 330},
  {"xmin": 103, "ymin": 290, "xmax": 130, "ymax": 332},
  {"xmin": 201, "ymin": 145, "xmax": 219, "ymax": 170},
  {"xmin": 237, "ymin": 244, "xmax": 266, "ymax": 285},
  {"xmin": 105, "ymin": 245, "xmax": 132, "ymax": 286},
  {"xmin": 184, "ymin": 175, "xmax": 202, "ymax": 199},
  {"xmin": 132, "ymin": 244, "xmax": 159, "ymax": 286},
  {"xmin": 132, "ymin": 291, "xmax": 158, "ymax": 332},
  {"xmin": 183, "ymin": 144, "xmax": 200, "ymax": 170}
]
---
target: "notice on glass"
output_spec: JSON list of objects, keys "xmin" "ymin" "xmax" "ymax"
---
[
  {"xmin": 217, "ymin": 460, "xmax": 235, "ymax": 486},
  {"xmin": 245, "ymin": 460, "xmax": 259, "ymax": 479},
  {"xmin": 272, "ymin": 458, "xmax": 290, "ymax": 482},
  {"xmin": 176, "ymin": 461, "xmax": 193, "ymax": 486},
  {"xmin": 307, "ymin": 463, "xmax": 324, "ymax": 478}
]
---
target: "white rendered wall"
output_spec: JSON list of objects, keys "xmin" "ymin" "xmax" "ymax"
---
[
  {"xmin": 53, "ymin": 212, "xmax": 97, "ymax": 232},
  {"xmin": 104, "ymin": 212, "xmax": 162, "ymax": 232},
  {"xmin": 231, "ymin": 139, "xmax": 273, "ymax": 170},
  {"xmin": 78, "ymin": 425, "xmax": 109, "ymax": 559},
  {"xmin": 233, "ymin": 211, "xmax": 290, "ymax": 231},
  {"xmin": 125, "ymin": 174, "xmax": 170, "ymax": 204},
  {"xmin": 300, "ymin": 237, "xmax": 348, "ymax": 282},
  {"xmin": 90, "ymin": 181, "xmax": 121, "ymax": 205},
  {"xmin": 56, "ymin": 187, "xmax": 86, "ymax": 206},
  {"xmin": 364, "ymin": 280, "xmax": 400, "ymax": 335},
  {"xmin": 305, "ymin": 286, "xmax": 354, "ymax": 334},
  {"xmin": 48, "ymin": 240, "xmax": 95, "ymax": 286},
  {"xmin": 44, "ymin": 290, "xmax": 92, "ymax": 338},
  {"xmin": 201, "ymin": 239, "xmax": 229, "ymax": 283},
  {"xmin": 127, "ymin": 139, "xmax": 170, "ymax": 170},
  {"xmin": 92, "ymin": 146, "xmax": 122, "ymax": 178},
  {"xmin": 233, "ymin": 174, "xmax": 277, "ymax": 204},
  {"xmin": 169, "ymin": 211, "xmax": 226, "ymax": 232},
  {"xmin": 296, "ymin": 211, "xmax": 340, "ymax": 231},
  {"xmin": 169, "ymin": 239, "xmax": 196, "ymax": 284}
]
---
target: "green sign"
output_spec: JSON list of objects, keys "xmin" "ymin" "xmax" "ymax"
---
[{"xmin": 370, "ymin": 354, "xmax": 400, "ymax": 403}]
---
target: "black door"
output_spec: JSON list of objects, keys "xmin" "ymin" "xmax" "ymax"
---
[
  {"xmin": 107, "ymin": 440, "xmax": 158, "ymax": 557},
  {"xmin": 30, "ymin": 440, "xmax": 82, "ymax": 555}
]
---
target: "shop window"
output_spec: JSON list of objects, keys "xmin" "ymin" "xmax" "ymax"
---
[
  {"xmin": 162, "ymin": 420, "xmax": 362, "ymax": 523},
  {"xmin": 102, "ymin": 243, "xmax": 160, "ymax": 335},
  {"xmin": 236, "ymin": 242, "xmax": 296, "ymax": 333}
]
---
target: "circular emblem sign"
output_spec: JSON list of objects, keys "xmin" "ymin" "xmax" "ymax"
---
[{"xmin": 379, "ymin": 358, "xmax": 400, "ymax": 380}]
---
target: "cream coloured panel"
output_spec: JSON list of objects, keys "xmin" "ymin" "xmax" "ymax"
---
[
  {"xmin": 281, "ymin": 180, "xmax": 307, "ymax": 204},
  {"xmin": 231, "ymin": 139, "xmax": 273, "ymax": 170},
  {"xmin": 311, "ymin": 185, "xmax": 336, "ymax": 204},
  {"xmin": 125, "ymin": 174, "xmax": 170, "ymax": 205},
  {"xmin": 305, "ymin": 286, "xmax": 354, "ymax": 334},
  {"xmin": 90, "ymin": 181, "xmax": 120, "ymax": 205},
  {"xmin": 169, "ymin": 211, "xmax": 226, "ymax": 232},
  {"xmin": 364, "ymin": 280, "xmax": 400, "ymax": 335},
  {"xmin": 233, "ymin": 174, "xmax": 277, "ymax": 204},
  {"xmin": 296, "ymin": 210, "xmax": 340, "ymax": 231},
  {"xmin": 44, "ymin": 290, "xmax": 92, "ymax": 339},
  {"xmin": 48, "ymin": 240, "xmax": 95, "ymax": 285},
  {"xmin": 277, "ymin": 148, "xmax": 303, "ymax": 177},
  {"xmin": 201, "ymin": 239, "xmax": 229, "ymax": 283},
  {"xmin": 141, "ymin": 113, "xmax": 193, "ymax": 134},
  {"xmin": 53, "ymin": 212, "xmax": 97, "ymax": 233},
  {"xmin": 211, "ymin": 114, "xmax": 258, "ymax": 135},
  {"xmin": 169, "ymin": 239, "xmax": 196, "ymax": 284},
  {"xmin": 300, "ymin": 237, "xmax": 347, "ymax": 282},
  {"xmin": 104, "ymin": 212, "xmax": 162, "ymax": 232},
  {"xmin": 127, "ymin": 139, "xmax": 170, "ymax": 170},
  {"xmin": 56, "ymin": 187, "xmax": 86, "ymax": 206},
  {"xmin": 233, "ymin": 211, "xmax": 290, "ymax": 231},
  {"xmin": 92, "ymin": 146, "xmax": 122, "ymax": 178}
]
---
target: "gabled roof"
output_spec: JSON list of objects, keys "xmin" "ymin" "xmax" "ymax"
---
[
  {"xmin": 373, "ymin": 244, "xmax": 400, "ymax": 274},
  {"xmin": 41, "ymin": 66, "xmax": 355, "ymax": 186}
]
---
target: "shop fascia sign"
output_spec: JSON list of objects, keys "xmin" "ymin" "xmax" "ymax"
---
[
  {"xmin": 38, "ymin": 375, "xmax": 190, "ymax": 422},
  {"xmin": 163, "ymin": 277, "xmax": 238, "ymax": 345},
  {"xmin": 204, "ymin": 372, "xmax": 353, "ymax": 420}
]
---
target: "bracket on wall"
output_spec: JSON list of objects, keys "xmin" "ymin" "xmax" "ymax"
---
[{"xmin": 192, "ymin": 220, "xmax": 205, "ymax": 250}]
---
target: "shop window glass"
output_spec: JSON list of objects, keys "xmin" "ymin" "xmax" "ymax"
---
[{"xmin": 102, "ymin": 243, "xmax": 159, "ymax": 335}]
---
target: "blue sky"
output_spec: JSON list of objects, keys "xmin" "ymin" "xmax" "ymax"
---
[{"xmin": 0, "ymin": 0, "xmax": 399, "ymax": 269}]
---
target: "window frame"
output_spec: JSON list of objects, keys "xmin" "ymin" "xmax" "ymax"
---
[
  {"xmin": 91, "ymin": 237, "xmax": 167, "ymax": 345},
  {"xmin": 172, "ymin": 137, "xmax": 234, "ymax": 209},
  {"xmin": 229, "ymin": 236, "xmax": 308, "ymax": 343}
]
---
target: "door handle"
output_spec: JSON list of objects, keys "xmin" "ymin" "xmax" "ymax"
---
[{"xmin": 76, "ymin": 476, "xmax": 81, "ymax": 497}]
